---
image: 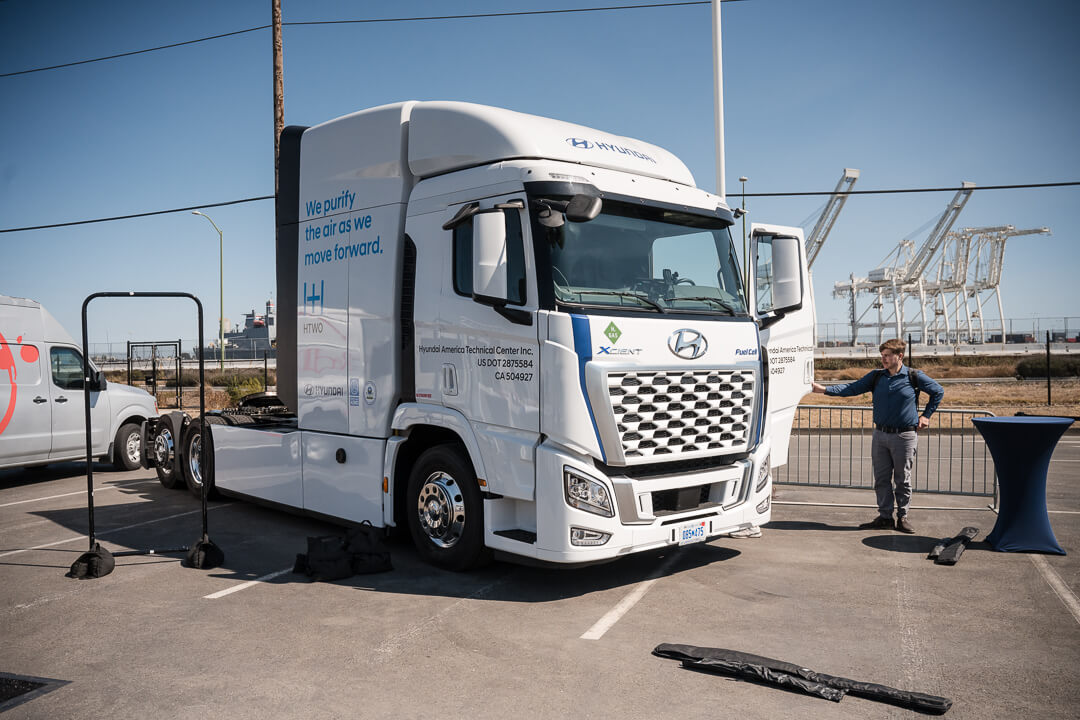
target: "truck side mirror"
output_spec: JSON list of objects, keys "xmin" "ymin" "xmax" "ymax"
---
[
  {"xmin": 565, "ymin": 194, "xmax": 602, "ymax": 222},
  {"xmin": 472, "ymin": 211, "xmax": 509, "ymax": 304},
  {"xmin": 93, "ymin": 370, "xmax": 108, "ymax": 392},
  {"xmin": 755, "ymin": 234, "xmax": 803, "ymax": 316}
]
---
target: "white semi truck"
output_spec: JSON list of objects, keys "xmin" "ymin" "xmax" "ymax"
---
[
  {"xmin": 146, "ymin": 101, "xmax": 815, "ymax": 569},
  {"xmin": 0, "ymin": 295, "xmax": 158, "ymax": 472}
]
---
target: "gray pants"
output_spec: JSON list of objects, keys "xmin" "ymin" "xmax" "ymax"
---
[{"xmin": 871, "ymin": 430, "xmax": 918, "ymax": 519}]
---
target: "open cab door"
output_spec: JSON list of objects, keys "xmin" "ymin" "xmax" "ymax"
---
[{"xmin": 750, "ymin": 223, "xmax": 815, "ymax": 468}]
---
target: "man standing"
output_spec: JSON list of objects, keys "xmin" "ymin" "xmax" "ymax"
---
[{"xmin": 811, "ymin": 339, "xmax": 944, "ymax": 533}]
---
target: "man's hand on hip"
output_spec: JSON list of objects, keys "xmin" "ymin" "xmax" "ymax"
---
[{"xmin": 918, "ymin": 416, "xmax": 931, "ymax": 431}]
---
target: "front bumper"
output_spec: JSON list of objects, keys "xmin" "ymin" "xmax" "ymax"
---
[{"xmin": 519, "ymin": 439, "xmax": 772, "ymax": 564}]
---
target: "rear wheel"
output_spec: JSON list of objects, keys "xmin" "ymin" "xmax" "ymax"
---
[
  {"xmin": 181, "ymin": 417, "xmax": 224, "ymax": 499},
  {"xmin": 406, "ymin": 444, "xmax": 488, "ymax": 571},
  {"xmin": 152, "ymin": 424, "xmax": 182, "ymax": 489},
  {"xmin": 112, "ymin": 422, "xmax": 141, "ymax": 471}
]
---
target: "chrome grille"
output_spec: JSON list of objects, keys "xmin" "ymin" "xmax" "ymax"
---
[{"xmin": 606, "ymin": 368, "xmax": 754, "ymax": 461}]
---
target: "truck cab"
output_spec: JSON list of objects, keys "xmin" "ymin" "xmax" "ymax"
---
[
  {"xmin": 0, "ymin": 295, "xmax": 158, "ymax": 472},
  {"xmin": 200, "ymin": 101, "xmax": 814, "ymax": 569}
]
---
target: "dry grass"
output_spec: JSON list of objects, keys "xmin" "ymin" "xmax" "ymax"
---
[{"xmin": 156, "ymin": 388, "xmax": 231, "ymax": 413}]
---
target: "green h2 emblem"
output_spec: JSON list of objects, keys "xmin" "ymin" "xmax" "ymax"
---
[{"xmin": 604, "ymin": 322, "xmax": 622, "ymax": 344}]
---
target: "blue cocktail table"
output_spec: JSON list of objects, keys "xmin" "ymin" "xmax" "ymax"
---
[{"xmin": 972, "ymin": 416, "xmax": 1072, "ymax": 555}]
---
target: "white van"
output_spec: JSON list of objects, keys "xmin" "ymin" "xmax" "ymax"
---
[{"xmin": 0, "ymin": 295, "xmax": 158, "ymax": 471}]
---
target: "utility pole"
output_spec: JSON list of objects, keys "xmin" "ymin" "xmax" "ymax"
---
[{"xmin": 273, "ymin": 0, "xmax": 284, "ymax": 197}]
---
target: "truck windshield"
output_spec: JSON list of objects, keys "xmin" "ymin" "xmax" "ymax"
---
[{"xmin": 533, "ymin": 197, "xmax": 747, "ymax": 315}]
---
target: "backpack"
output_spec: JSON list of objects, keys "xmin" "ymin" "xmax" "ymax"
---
[{"xmin": 870, "ymin": 368, "xmax": 921, "ymax": 410}]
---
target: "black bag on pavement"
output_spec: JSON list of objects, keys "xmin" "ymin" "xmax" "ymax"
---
[
  {"xmin": 293, "ymin": 522, "xmax": 392, "ymax": 581},
  {"xmin": 345, "ymin": 521, "xmax": 393, "ymax": 575}
]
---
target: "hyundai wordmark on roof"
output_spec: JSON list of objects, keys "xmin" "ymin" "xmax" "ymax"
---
[{"xmin": 142, "ymin": 102, "xmax": 815, "ymax": 570}]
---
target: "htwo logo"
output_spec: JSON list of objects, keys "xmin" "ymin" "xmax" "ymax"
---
[{"xmin": 303, "ymin": 280, "xmax": 324, "ymax": 315}]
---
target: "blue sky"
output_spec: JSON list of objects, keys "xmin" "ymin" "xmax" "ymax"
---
[{"xmin": 1, "ymin": 0, "xmax": 1077, "ymax": 349}]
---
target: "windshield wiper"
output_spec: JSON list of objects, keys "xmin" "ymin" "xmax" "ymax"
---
[
  {"xmin": 663, "ymin": 296, "xmax": 739, "ymax": 315},
  {"xmin": 577, "ymin": 290, "xmax": 666, "ymax": 313}
]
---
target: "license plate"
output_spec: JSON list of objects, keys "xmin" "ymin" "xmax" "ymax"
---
[{"xmin": 676, "ymin": 519, "xmax": 708, "ymax": 546}]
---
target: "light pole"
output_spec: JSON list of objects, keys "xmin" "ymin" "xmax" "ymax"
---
[
  {"xmin": 739, "ymin": 176, "xmax": 748, "ymax": 298},
  {"xmin": 192, "ymin": 211, "xmax": 224, "ymax": 371}
]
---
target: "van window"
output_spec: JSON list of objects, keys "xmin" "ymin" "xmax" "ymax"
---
[
  {"xmin": 0, "ymin": 343, "xmax": 42, "ymax": 386},
  {"xmin": 50, "ymin": 347, "xmax": 86, "ymax": 390}
]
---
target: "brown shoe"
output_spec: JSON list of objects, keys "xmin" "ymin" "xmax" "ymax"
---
[
  {"xmin": 896, "ymin": 517, "xmax": 915, "ymax": 534},
  {"xmin": 859, "ymin": 516, "xmax": 893, "ymax": 530}
]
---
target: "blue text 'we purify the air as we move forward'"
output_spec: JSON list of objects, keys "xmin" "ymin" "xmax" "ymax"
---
[{"xmin": 304, "ymin": 236, "xmax": 383, "ymax": 266}]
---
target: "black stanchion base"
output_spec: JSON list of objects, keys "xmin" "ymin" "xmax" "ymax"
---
[
  {"xmin": 185, "ymin": 535, "xmax": 224, "ymax": 569},
  {"xmin": 67, "ymin": 543, "xmax": 115, "ymax": 579}
]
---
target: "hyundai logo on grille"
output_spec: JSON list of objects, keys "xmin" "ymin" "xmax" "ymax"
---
[{"xmin": 668, "ymin": 329, "xmax": 707, "ymax": 359}]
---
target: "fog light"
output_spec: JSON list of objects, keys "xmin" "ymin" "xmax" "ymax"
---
[
  {"xmin": 564, "ymin": 467, "xmax": 614, "ymax": 517},
  {"xmin": 756, "ymin": 496, "xmax": 771, "ymax": 514},
  {"xmin": 571, "ymin": 527, "xmax": 611, "ymax": 546},
  {"xmin": 755, "ymin": 454, "xmax": 771, "ymax": 493}
]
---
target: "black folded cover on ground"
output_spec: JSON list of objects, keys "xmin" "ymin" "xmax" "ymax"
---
[{"xmin": 654, "ymin": 644, "xmax": 951, "ymax": 715}]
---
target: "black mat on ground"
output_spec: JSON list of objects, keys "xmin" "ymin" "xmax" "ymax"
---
[
  {"xmin": 654, "ymin": 644, "xmax": 951, "ymax": 714},
  {"xmin": 0, "ymin": 672, "xmax": 70, "ymax": 713}
]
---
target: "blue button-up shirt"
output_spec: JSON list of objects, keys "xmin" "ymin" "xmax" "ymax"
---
[{"xmin": 825, "ymin": 364, "xmax": 944, "ymax": 428}]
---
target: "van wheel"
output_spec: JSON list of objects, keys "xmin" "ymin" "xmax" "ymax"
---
[
  {"xmin": 406, "ymin": 445, "xmax": 488, "ymax": 571},
  {"xmin": 112, "ymin": 422, "xmax": 142, "ymax": 471},
  {"xmin": 182, "ymin": 417, "xmax": 224, "ymax": 499},
  {"xmin": 152, "ymin": 424, "xmax": 182, "ymax": 489}
]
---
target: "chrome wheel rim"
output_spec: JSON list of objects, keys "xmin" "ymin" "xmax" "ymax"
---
[
  {"xmin": 187, "ymin": 434, "xmax": 202, "ymax": 487},
  {"xmin": 416, "ymin": 471, "xmax": 465, "ymax": 548},
  {"xmin": 125, "ymin": 431, "xmax": 141, "ymax": 465},
  {"xmin": 153, "ymin": 428, "xmax": 174, "ymax": 469}
]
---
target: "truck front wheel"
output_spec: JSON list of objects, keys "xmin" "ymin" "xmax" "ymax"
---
[
  {"xmin": 406, "ymin": 445, "xmax": 488, "ymax": 571},
  {"xmin": 112, "ymin": 422, "xmax": 142, "ymax": 471}
]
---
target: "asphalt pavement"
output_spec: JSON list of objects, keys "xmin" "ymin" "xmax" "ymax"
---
[{"xmin": 1, "ymin": 440, "xmax": 1077, "ymax": 719}]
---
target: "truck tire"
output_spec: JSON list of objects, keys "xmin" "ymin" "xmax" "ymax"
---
[
  {"xmin": 406, "ymin": 444, "xmax": 489, "ymax": 571},
  {"xmin": 181, "ymin": 417, "xmax": 225, "ymax": 500},
  {"xmin": 112, "ymin": 422, "xmax": 142, "ymax": 471},
  {"xmin": 151, "ymin": 423, "xmax": 183, "ymax": 489}
]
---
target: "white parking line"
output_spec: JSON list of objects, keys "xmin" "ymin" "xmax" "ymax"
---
[
  {"xmin": 581, "ymin": 552, "xmax": 681, "ymax": 640},
  {"xmin": 0, "ymin": 480, "xmax": 156, "ymax": 509},
  {"xmin": 203, "ymin": 567, "xmax": 294, "ymax": 599},
  {"xmin": 1029, "ymin": 555, "xmax": 1080, "ymax": 626},
  {"xmin": 0, "ymin": 504, "xmax": 232, "ymax": 559}
]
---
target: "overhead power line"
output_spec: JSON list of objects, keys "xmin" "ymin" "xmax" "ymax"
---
[
  {"xmin": 0, "ymin": 196, "xmax": 273, "ymax": 233},
  {"xmin": 1, "ymin": 181, "xmax": 1076, "ymax": 235},
  {"xmin": 1, "ymin": 2, "xmax": 733, "ymax": 78},
  {"xmin": 0, "ymin": 26, "xmax": 270, "ymax": 78}
]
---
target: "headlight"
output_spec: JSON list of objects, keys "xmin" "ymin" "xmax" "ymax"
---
[
  {"xmin": 564, "ymin": 467, "xmax": 614, "ymax": 517},
  {"xmin": 755, "ymin": 454, "xmax": 771, "ymax": 493}
]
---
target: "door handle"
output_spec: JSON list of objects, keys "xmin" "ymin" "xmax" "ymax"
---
[
  {"xmin": 55, "ymin": 396, "xmax": 68, "ymax": 403},
  {"xmin": 33, "ymin": 396, "xmax": 48, "ymax": 404}
]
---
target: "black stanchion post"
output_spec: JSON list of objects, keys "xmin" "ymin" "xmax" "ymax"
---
[
  {"xmin": 264, "ymin": 350, "xmax": 268, "ymax": 389},
  {"xmin": 68, "ymin": 292, "xmax": 221, "ymax": 579}
]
